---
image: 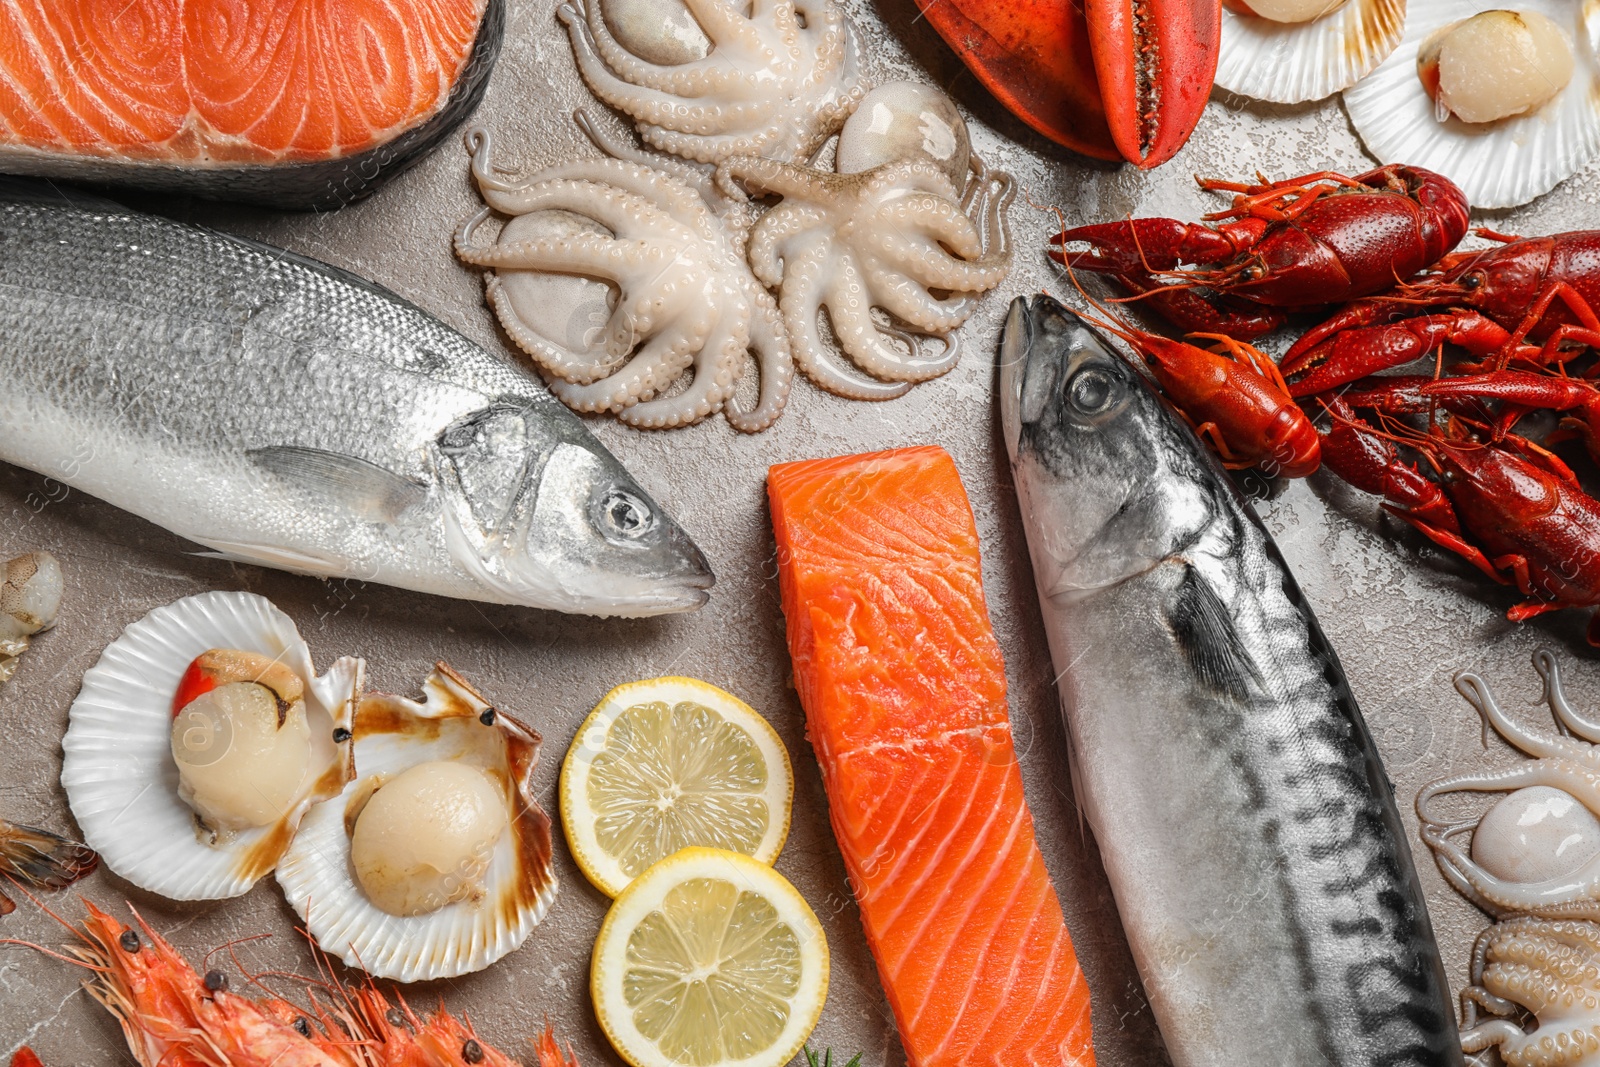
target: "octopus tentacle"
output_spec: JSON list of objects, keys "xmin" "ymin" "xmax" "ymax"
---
[
  {"xmin": 453, "ymin": 230, "xmax": 660, "ymax": 281},
  {"xmin": 1535, "ymin": 648, "xmax": 1600, "ymax": 743},
  {"xmin": 453, "ymin": 206, "xmax": 499, "ymax": 262},
  {"xmin": 463, "ymin": 128, "xmax": 526, "ymax": 195},
  {"xmin": 978, "ymin": 165, "xmax": 1017, "ymax": 261},
  {"xmin": 470, "ymin": 179, "xmax": 700, "ymax": 243},
  {"xmin": 866, "ymin": 267, "xmax": 975, "ymax": 333},
  {"xmin": 575, "ymin": 110, "xmax": 725, "ymax": 209},
  {"xmin": 548, "ymin": 315, "xmax": 703, "ymax": 412},
  {"xmin": 562, "ymin": 9, "xmax": 759, "ymax": 128},
  {"xmin": 868, "ymin": 228, "xmax": 1012, "ymax": 292},
  {"xmin": 486, "ymin": 276, "xmax": 626, "ymax": 384},
  {"xmin": 746, "ymin": 204, "xmax": 828, "ymax": 286},
  {"xmin": 825, "ymin": 255, "xmax": 958, "ymax": 382},
  {"xmin": 717, "ymin": 156, "xmax": 835, "ymax": 202},
  {"xmin": 780, "ymin": 246, "xmax": 909, "ymax": 400},
  {"xmin": 726, "ymin": 284, "xmax": 794, "ymax": 432},
  {"xmin": 676, "ymin": 0, "xmax": 770, "ymax": 54},
  {"xmin": 876, "ymin": 193, "xmax": 984, "ymax": 257},
  {"xmin": 535, "ymin": 159, "xmax": 727, "ymax": 244},
  {"xmin": 1459, "ymin": 1020, "xmax": 1525, "ymax": 1056},
  {"xmin": 1457, "ymin": 670, "xmax": 1579, "ymax": 762},
  {"xmin": 619, "ymin": 286, "xmax": 748, "ymax": 428},
  {"xmin": 640, "ymin": 125, "xmax": 784, "ymax": 166},
  {"xmin": 575, "ymin": 0, "xmax": 747, "ymax": 97}
]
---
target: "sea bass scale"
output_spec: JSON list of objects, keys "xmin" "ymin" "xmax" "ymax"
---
[
  {"xmin": 0, "ymin": 180, "xmax": 712, "ymax": 616},
  {"xmin": 998, "ymin": 294, "xmax": 1461, "ymax": 1067}
]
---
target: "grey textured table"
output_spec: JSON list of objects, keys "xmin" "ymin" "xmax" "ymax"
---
[{"xmin": 1, "ymin": 2, "xmax": 1590, "ymax": 1062}]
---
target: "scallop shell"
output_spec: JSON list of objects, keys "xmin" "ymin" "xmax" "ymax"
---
[
  {"xmin": 1344, "ymin": 0, "xmax": 1600, "ymax": 209},
  {"xmin": 276, "ymin": 664, "xmax": 557, "ymax": 983},
  {"xmin": 1217, "ymin": 0, "xmax": 1406, "ymax": 104},
  {"xmin": 61, "ymin": 592, "xmax": 360, "ymax": 901}
]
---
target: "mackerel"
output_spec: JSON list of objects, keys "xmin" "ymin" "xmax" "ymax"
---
[
  {"xmin": 0, "ymin": 180, "xmax": 713, "ymax": 616},
  {"xmin": 998, "ymin": 294, "xmax": 1460, "ymax": 1067}
]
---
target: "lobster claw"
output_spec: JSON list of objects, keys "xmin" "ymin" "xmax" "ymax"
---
[
  {"xmin": 1085, "ymin": 0, "xmax": 1220, "ymax": 168},
  {"xmin": 908, "ymin": 0, "xmax": 1218, "ymax": 167},
  {"xmin": 909, "ymin": 0, "xmax": 1119, "ymax": 160}
]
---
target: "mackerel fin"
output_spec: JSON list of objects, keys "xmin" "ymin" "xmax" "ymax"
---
[
  {"xmin": 1170, "ymin": 565, "xmax": 1262, "ymax": 702},
  {"xmin": 247, "ymin": 446, "xmax": 426, "ymax": 524}
]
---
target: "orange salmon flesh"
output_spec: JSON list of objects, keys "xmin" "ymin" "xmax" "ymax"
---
[
  {"xmin": 768, "ymin": 445, "xmax": 1097, "ymax": 1067},
  {"xmin": 0, "ymin": 0, "xmax": 488, "ymax": 163}
]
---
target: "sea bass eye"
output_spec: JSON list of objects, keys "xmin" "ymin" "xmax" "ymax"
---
[
  {"xmin": 598, "ymin": 488, "xmax": 655, "ymax": 542},
  {"xmin": 1068, "ymin": 367, "xmax": 1121, "ymax": 417}
]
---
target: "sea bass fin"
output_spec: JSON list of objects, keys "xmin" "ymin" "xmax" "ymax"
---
[
  {"xmin": 1170, "ymin": 565, "xmax": 1262, "ymax": 702},
  {"xmin": 191, "ymin": 540, "xmax": 345, "ymax": 577},
  {"xmin": 247, "ymin": 446, "xmax": 427, "ymax": 524}
]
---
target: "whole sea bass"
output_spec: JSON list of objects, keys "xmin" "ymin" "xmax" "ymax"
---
[
  {"xmin": 998, "ymin": 294, "xmax": 1461, "ymax": 1067},
  {"xmin": 0, "ymin": 181, "xmax": 712, "ymax": 617}
]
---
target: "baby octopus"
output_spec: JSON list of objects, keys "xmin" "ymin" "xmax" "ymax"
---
[
  {"xmin": 715, "ymin": 84, "xmax": 1014, "ymax": 399},
  {"xmin": 1417, "ymin": 650, "xmax": 1600, "ymax": 921},
  {"xmin": 558, "ymin": 0, "xmax": 865, "ymax": 165},
  {"xmin": 454, "ymin": 129, "xmax": 791, "ymax": 431},
  {"xmin": 1459, "ymin": 917, "xmax": 1600, "ymax": 1067}
]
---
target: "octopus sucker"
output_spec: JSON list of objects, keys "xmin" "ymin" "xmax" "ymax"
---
[
  {"xmin": 1458, "ymin": 916, "xmax": 1600, "ymax": 1067},
  {"xmin": 457, "ymin": 128, "xmax": 786, "ymax": 431},
  {"xmin": 559, "ymin": 0, "xmax": 865, "ymax": 165},
  {"xmin": 717, "ymin": 152, "xmax": 1013, "ymax": 391},
  {"xmin": 723, "ymin": 277, "xmax": 794, "ymax": 432}
]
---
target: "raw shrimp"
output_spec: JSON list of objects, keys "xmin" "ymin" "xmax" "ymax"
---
[{"xmin": 3, "ymin": 900, "xmax": 580, "ymax": 1067}]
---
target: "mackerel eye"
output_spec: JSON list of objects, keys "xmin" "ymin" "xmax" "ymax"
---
[
  {"xmin": 1067, "ymin": 367, "xmax": 1120, "ymax": 416},
  {"xmin": 598, "ymin": 489, "xmax": 655, "ymax": 542}
]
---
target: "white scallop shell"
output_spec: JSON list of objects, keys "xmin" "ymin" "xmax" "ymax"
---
[
  {"xmin": 61, "ymin": 592, "xmax": 360, "ymax": 901},
  {"xmin": 1344, "ymin": 0, "xmax": 1600, "ymax": 209},
  {"xmin": 276, "ymin": 664, "xmax": 557, "ymax": 983},
  {"xmin": 1217, "ymin": 0, "xmax": 1406, "ymax": 104}
]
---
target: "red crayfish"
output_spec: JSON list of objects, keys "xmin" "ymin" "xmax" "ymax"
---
[
  {"xmin": 1066, "ymin": 276, "xmax": 1320, "ymax": 478},
  {"xmin": 1318, "ymin": 397, "xmax": 1600, "ymax": 644},
  {"xmin": 1282, "ymin": 229, "xmax": 1600, "ymax": 394},
  {"xmin": 1051, "ymin": 165, "xmax": 1471, "ymax": 340}
]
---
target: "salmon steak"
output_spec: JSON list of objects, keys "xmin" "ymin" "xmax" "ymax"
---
[
  {"xmin": 0, "ymin": 0, "xmax": 503, "ymax": 210},
  {"xmin": 768, "ymin": 445, "xmax": 1097, "ymax": 1067}
]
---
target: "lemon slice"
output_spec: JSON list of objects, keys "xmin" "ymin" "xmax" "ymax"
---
[
  {"xmin": 561, "ymin": 677, "xmax": 792, "ymax": 897},
  {"xmin": 593, "ymin": 847, "xmax": 828, "ymax": 1067}
]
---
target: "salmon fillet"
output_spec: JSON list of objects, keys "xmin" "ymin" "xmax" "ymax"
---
[
  {"xmin": 769, "ymin": 445, "xmax": 1096, "ymax": 1067},
  {"xmin": 0, "ymin": 0, "xmax": 486, "ymax": 163}
]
